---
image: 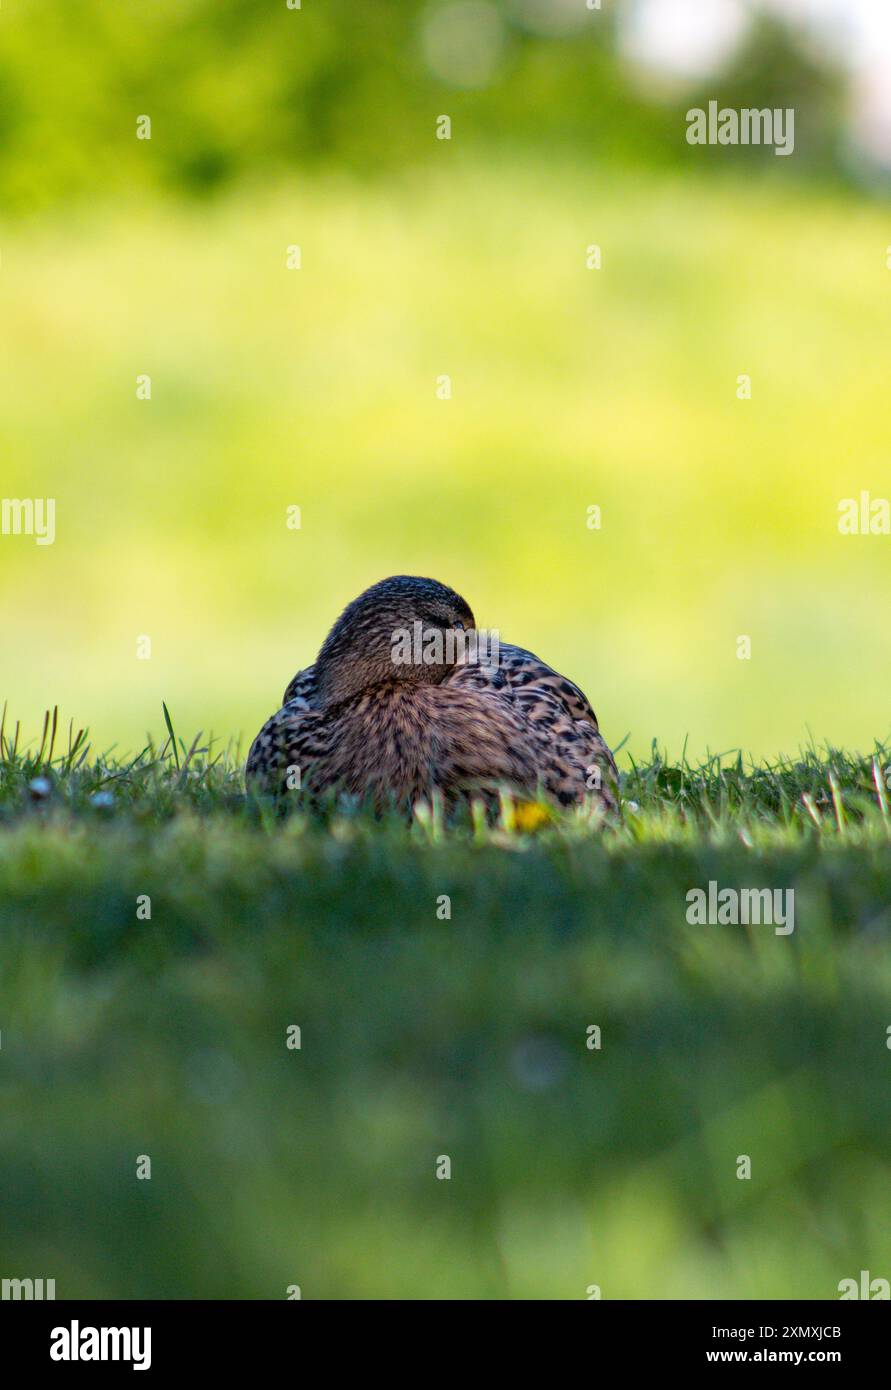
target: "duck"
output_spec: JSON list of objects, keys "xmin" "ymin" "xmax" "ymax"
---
[{"xmin": 246, "ymin": 575, "xmax": 618, "ymax": 814}]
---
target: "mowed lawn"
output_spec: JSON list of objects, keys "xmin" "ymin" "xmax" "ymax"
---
[
  {"xmin": 1, "ymin": 160, "xmax": 891, "ymax": 763},
  {"xmin": 1, "ymin": 729, "xmax": 890, "ymax": 1298}
]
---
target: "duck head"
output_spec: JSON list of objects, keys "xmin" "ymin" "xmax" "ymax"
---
[{"xmin": 315, "ymin": 575, "xmax": 476, "ymax": 706}]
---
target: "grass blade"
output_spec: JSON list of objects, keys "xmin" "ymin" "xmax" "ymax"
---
[{"xmin": 162, "ymin": 702, "xmax": 180, "ymax": 770}]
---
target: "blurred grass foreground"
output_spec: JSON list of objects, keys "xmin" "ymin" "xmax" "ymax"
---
[{"xmin": 1, "ymin": 729, "xmax": 891, "ymax": 1298}]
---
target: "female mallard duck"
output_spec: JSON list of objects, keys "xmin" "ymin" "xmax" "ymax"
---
[{"xmin": 246, "ymin": 575, "xmax": 618, "ymax": 814}]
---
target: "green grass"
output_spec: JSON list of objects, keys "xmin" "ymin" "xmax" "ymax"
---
[
  {"xmin": 2, "ymin": 707, "xmax": 891, "ymax": 1299},
  {"xmin": 4, "ymin": 162, "xmax": 891, "ymax": 761}
]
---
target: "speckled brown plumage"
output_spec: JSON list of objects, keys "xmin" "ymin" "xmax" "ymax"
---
[{"xmin": 246, "ymin": 575, "xmax": 618, "ymax": 814}]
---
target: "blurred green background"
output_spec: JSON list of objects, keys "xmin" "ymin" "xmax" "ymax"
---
[{"xmin": 2, "ymin": 0, "xmax": 890, "ymax": 761}]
